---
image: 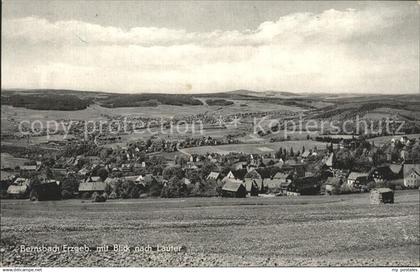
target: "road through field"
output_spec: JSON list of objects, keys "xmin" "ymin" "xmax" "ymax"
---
[{"xmin": 1, "ymin": 190, "xmax": 419, "ymax": 267}]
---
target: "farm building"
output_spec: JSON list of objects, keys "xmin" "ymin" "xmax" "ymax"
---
[
  {"xmin": 7, "ymin": 178, "xmax": 31, "ymax": 198},
  {"xmin": 347, "ymin": 172, "xmax": 369, "ymax": 186},
  {"xmin": 282, "ymin": 163, "xmax": 305, "ymax": 178},
  {"xmin": 301, "ymin": 150, "xmax": 311, "ymax": 159},
  {"xmin": 287, "ymin": 175, "xmax": 321, "ymax": 195},
  {"xmin": 78, "ymin": 181, "xmax": 107, "ymax": 199},
  {"xmin": 1, "ymin": 171, "xmax": 17, "ymax": 198},
  {"xmin": 232, "ymin": 161, "xmax": 246, "ymax": 170},
  {"xmin": 104, "ymin": 177, "xmax": 119, "ymax": 191},
  {"xmin": 29, "ymin": 180, "xmax": 61, "ymax": 201},
  {"xmin": 20, "ymin": 164, "xmax": 39, "ymax": 172},
  {"xmin": 370, "ymin": 165, "xmax": 395, "ymax": 183},
  {"xmin": 244, "ymin": 178, "xmax": 263, "ymax": 196},
  {"xmin": 244, "ymin": 169, "xmax": 262, "ymax": 179},
  {"xmin": 263, "ymin": 178, "xmax": 282, "ymax": 193},
  {"xmin": 389, "ymin": 164, "xmax": 404, "ymax": 178},
  {"xmin": 223, "ymin": 169, "xmax": 247, "ymax": 182},
  {"xmin": 370, "ymin": 188, "xmax": 394, "ymax": 204},
  {"xmin": 403, "ymin": 164, "xmax": 420, "ymax": 188},
  {"xmin": 272, "ymin": 172, "xmax": 293, "ymax": 183},
  {"xmin": 221, "ymin": 181, "xmax": 247, "ymax": 198}
]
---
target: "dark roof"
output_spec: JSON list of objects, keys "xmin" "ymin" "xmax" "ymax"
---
[{"xmin": 232, "ymin": 169, "xmax": 247, "ymax": 180}]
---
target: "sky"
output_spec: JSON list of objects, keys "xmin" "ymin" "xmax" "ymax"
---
[{"xmin": 1, "ymin": 1, "xmax": 419, "ymax": 94}]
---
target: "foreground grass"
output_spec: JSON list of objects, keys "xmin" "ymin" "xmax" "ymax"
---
[{"xmin": 1, "ymin": 190, "xmax": 419, "ymax": 266}]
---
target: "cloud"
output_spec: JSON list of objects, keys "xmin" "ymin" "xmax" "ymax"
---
[{"xmin": 1, "ymin": 6, "xmax": 418, "ymax": 93}]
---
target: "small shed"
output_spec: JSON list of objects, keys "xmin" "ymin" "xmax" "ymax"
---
[
  {"xmin": 370, "ymin": 188, "xmax": 394, "ymax": 204},
  {"xmin": 221, "ymin": 181, "xmax": 247, "ymax": 198}
]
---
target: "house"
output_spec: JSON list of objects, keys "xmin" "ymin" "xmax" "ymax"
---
[
  {"xmin": 224, "ymin": 171, "xmax": 236, "ymax": 180},
  {"xmin": 244, "ymin": 178, "xmax": 263, "ymax": 195},
  {"xmin": 272, "ymin": 172, "xmax": 293, "ymax": 183},
  {"xmin": 221, "ymin": 181, "xmax": 247, "ymax": 198},
  {"xmin": 370, "ymin": 188, "xmax": 394, "ymax": 204},
  {"xmin": 347, "ymin": 172, "xmax": 369, "ymax": 186},
  {"xmin": 223, "ymin": 169, "xmax": 247, "ymax": 182},
  {"xmin": 20, "ymin": 165, "xmax": 39, "ymax": 171},
  {"xmin": 232, "ymin": 161, "xmax": 246, "ymax": 170},
  {"xmin": 301, "ymin": 150, "xmax": 311, "ymax": 159},
  {"xmin": 403, "ymin": 164, "xmax": 420, "ymax": 188},
  {"xmin": 389, "ymin": 164, "xmax": 403, "ymax": 178},
  {"xmin": 400, "ymin": 149, "xmax": 409, "ymax": 160},
  {"xmin": 51, "ymin": 168, "xmax": 67, "ymax": 176},
  {"xmin": 262, "ymin": 158, "xmax": 275, "ymax": 166},
  {"xmin": 183, "ymin": 178, "xmax": 191, "ymax": 185},
  {"xmin": 244, "ymin": 169, "xmax": 262, "ymax": 180},
  {"xmin": 263, "ymin": 178, "xmax": 282, "ymax": 193},
  {"xmin": 287, "ymin": 175, "xmax": 321, "ymax": 195},
  {"xmin": 370, "ymin": 165, "xmax": 395, "ymax": 183},
  {"xmin": 121, "ymin": 163, "xmax": 132, "ymax": 172},
  {"xmin": 273, "ymin": 159, "xmax": 284, "ymax": 168},
  {"xmin": 7, "ymin": 178, "xmax": 31, "ymax": 198},
  {"xmin": 78, "ymin": 167, "xmax": 90, "ymax": 176},
  {"xmin": 207, "ymin": 172, "xmax": 221, "ymax": 181},
  {"xmin": 271, "ymin": 172, "xmax": 293, "ymax": 193},
  {"xmin": 332, "ymin": 168, "xmax": 350, "ymax": 179},
  {"xmin": 29, "ymin": 180, "xmax": 61, "ymax": 201},
  {"xmin": 282, "ymin": 163, "xmax": 305, "ymax": 177},
  {"xmin": 325, "ymin": 153, "xmax": 335, "ymax": 167},
  {"xmin": 78, "ymin": 181, "xmax": 107, "ymax": 197}
]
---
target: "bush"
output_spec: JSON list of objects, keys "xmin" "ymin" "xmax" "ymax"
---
[
  {"xmin": 61, "ymin": 189, "xmax": 73, "ymax": 199},
  {"xmin": 149, "ymin": 180, "xmax": 163, "ymax": 197},
  {"xmin": 91, "ymin": 192, "xmax": 99, "ymax": 200},
  {"xmin": 61, "ymin": 177, "xmax": 79, "ymax": 195},
  {"xmin": 80, "ymin": 192, "xmax": 91, "ymax": 199},
  {"xmin": 206, "ymin": 99, "xmax": 234, "ymax": 106},
  {"xmin": 339, "ymin": 183, "xmax": 359, "ymax": 194},
  {"xmin": 160, "ymin": 177, "xmax": 188, "ymax": 198},
  {"xmin": 108, "ymin": 191, "xmax": 118, "ymax": 199},
  {"xmin": 189, "ymin": 179, "xmax": 220, "ymax": 197}
]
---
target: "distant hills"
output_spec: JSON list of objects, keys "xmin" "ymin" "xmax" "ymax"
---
[{"xmin": 1, "ymin": 89, "xmax": 419, "ymax": 114}]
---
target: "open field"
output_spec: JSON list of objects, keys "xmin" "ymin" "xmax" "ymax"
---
[
  {"xmin": 179, "ymin": 140, "xmax": 327, "ymax": 155},
  {"xmin": 1, "ymin": 101, "xmax": 303, "ymax": 134},
  {"xmin": 0, "ymin": 153, "xmax": 30, "ymax": 169},
  {"xmin": 1, "ymin": 190, "xmax": 418, "ymax": 266}
]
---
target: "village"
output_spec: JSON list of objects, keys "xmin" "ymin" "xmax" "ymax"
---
[{"xmin": 1, "ymin": 131, "xmax": 419, "ymax": 203}]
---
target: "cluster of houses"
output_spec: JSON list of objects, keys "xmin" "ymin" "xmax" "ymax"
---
[
  {"xmin": 218, "ymin": 152, "xmax": 420, "ymax": 198},
  {"xmin": 1, "ymin": 134, "xmax": 419, "ymax": 200}
]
